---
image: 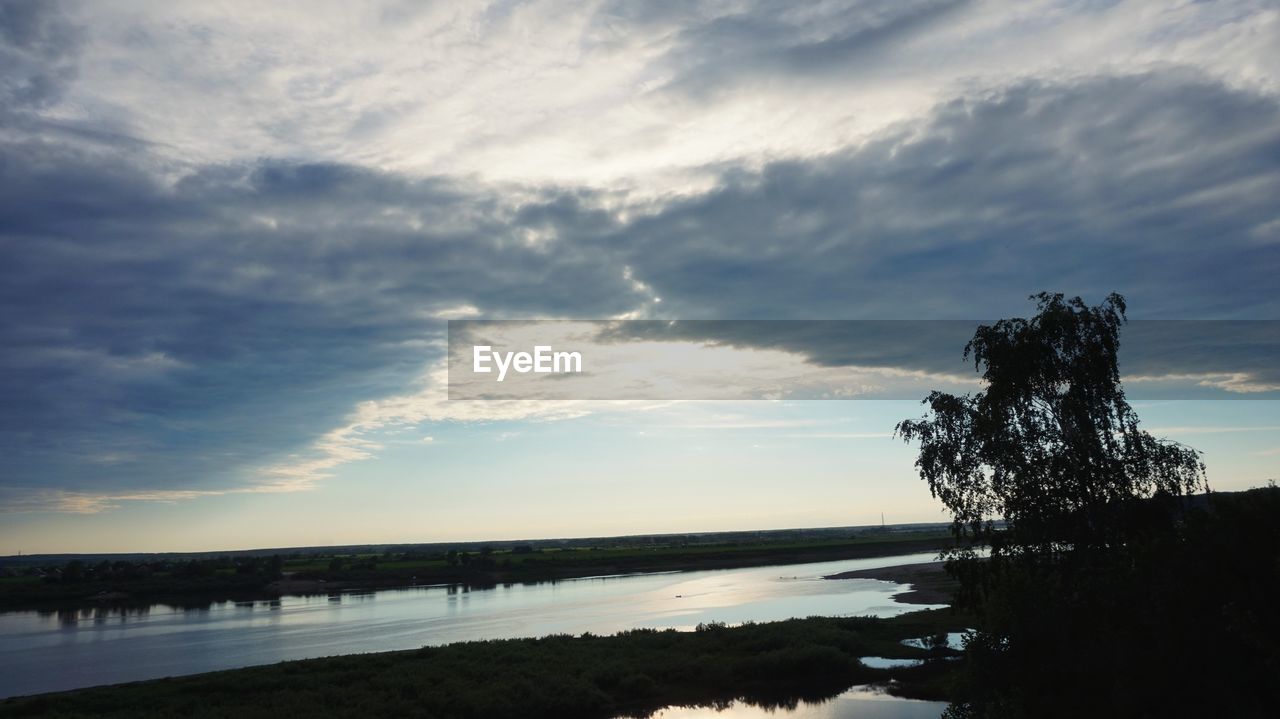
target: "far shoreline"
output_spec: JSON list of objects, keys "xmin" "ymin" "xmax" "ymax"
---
[
  {"xmin": 1, "ymin": 533, "xmax": 951, "ymax": 614},
  {"xmin": 826, "ymin": 561, "xmax": 956, "ymax": 605}
]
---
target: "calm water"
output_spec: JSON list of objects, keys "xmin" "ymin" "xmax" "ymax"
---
[
  {"xmin": 644, "ymin": 685, "xmax": 947, "ymax": 719},
  {"xmin": 0, "ymin": 551, "xmax": 943, "ymax": 699}
]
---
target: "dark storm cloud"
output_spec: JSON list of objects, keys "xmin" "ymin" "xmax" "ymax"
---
[
  {"xmin": 0, "ymin": 141, "xmax": 643, "ymax": 494},
  {"xmin": 2, "ymin": 68, "xmax": 1278, "ymax": 498},
  {"xmin": 0, "ymin": 0, "xmax": 80, "ymax": 111},
  {"xmin": 616, "ymin": 71, "xmax": 1280, "ymax": 320}
]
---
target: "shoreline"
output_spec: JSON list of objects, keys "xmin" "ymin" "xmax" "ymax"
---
[
  {"xmin": 0, "ymin": 609, "xmax": 970, "ymax": 714},
  {"xmin": 825, "ymin": 561, "xmax": 956, "ymax": 605},
  {"xmin": 0, "ymin": 536, "xmax": 951, "ymax": 614}
]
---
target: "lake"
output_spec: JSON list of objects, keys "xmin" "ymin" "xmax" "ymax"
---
[{"xmin": 0, "ymin": 551, "xmax": 944, "ymax": 699}]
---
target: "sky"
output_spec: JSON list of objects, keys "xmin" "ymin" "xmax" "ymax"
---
[{"xmin": 1, "ymin": 0, "xmax": 1278, "ymax": 554}]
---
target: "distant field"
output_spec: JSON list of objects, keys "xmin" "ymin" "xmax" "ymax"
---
[{"xmin": 0, "ymin": 528, "xmax": 952, "ymax": 612}]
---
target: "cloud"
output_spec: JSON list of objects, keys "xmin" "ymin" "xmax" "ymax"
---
[
  {"xmin": 10, "ymin": 0, "xmax": 1273, "ymax": 190},
  {"xmin": 616, "ymin": 71, "xmax": 1280, "ymax": 320},
  {"xmin": 0, "ymin": 486, "xmax": 231, "ymax": 515},
  {"xmin": 640, "ymin": 0, "xmax": 973, "ymax": 101},
  {"xmin": 1126, "ymin": 373, "xmax": 1280, "ymax": 395},
  {"xmin": 448, "ymin": 319, "xmax": 982, "ymax": 400},
  {"xmin": 2, "ymin": 1, "xmax": 1278, "ymax": 515},
  {"xmin": 252, "ymin": 364, "xmax": 601, "ymax": 491},
  {"xmin": 0, "ymin": 0, "xmax": 81, "ymax": 112},
  {"xmin": 0, "ymin": 143, "xmax": 651, "ymax": 498},
  {"xmin": 451, "ymin": 319, "xmax": 1280, "ymax": 399}
]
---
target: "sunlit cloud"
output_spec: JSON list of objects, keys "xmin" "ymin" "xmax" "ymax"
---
[
  {"xmin": 0, "ymin": 487, "xmax": 229, "ymax": 515},
  {"xmin": 1125, "ymin": 373, "xmax": 1280, "ymax": 394},
  {"xmin": 252, "ymin": 363, "xmax": 599, "ymax": 489},
  {"xmin": 36, "ymin": 0, "xmax": 1278, "ymax": 191}
]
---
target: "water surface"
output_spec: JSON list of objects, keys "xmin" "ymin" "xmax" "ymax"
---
[
  {"xmin": 0, "ymin": 551, "xmax": 942, "ymax": 698},
  {"xmin": 644, "ymin": 685, "xmax": 946, "ymax": 718}
]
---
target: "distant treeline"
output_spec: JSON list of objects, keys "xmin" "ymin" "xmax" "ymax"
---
[
  {"xmin": 0, "ymin": 529, "xmax": 952, "ymax": 612},
  {"xmin": 0, "ymin": 522, "xmax": 950, "ymax": 567}
]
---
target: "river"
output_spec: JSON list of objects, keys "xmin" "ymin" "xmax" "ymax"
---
[
  {"xmin": 644, "ymin": 685, "xmax": 948, "ymax": 718},
  {"xmin": 0, "ymin": 551, "xmax": 944, "ymax": 700}
]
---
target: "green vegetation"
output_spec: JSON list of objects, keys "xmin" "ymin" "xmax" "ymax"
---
[
  {"xmin": 0, "ymin": 609, "xmax": 969, "ymax": 718},
  {"xmin": 0, "ymin": 530, "xmax": 950, "ymax": 612},
  {"xmin": 0, "ymin": 555, "xmax": 285, "ymax": 610},
  {"xmin": 896, "ymin": 293, "xmax": 1280, "ymax": 718}
]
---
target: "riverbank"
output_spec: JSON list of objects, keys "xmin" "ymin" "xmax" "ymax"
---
[
  {"xmin": 825, "ymin": 561, "xmax": 957, "ymax": 605},
  {"xmin": 0, "ymin": 533, "xmax": 951, "ymax": 613},
  {"xmin": 0, "ymin": 608, "xmax": 969, "ymax": 718}
]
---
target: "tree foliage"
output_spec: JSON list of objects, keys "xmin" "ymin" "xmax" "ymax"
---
[
  {"xmin": 893, "ymin": 293, "xmax": 1280, "ymax": 718},
  {"xmin": 896, "ymin": 292, "xmax": 1206, "ymax": 561}
]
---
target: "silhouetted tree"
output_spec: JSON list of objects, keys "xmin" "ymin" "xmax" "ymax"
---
[
  {"xmin": 894, "ymin": 293, "xmax": 1253, "ymax": 718},
  {"xmin": 897, "ymin": 292, "xmax": 1205, "ymax": 564}
]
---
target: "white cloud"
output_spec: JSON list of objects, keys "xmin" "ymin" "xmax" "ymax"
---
[
  {"xmin": 251, "ymin": 362, "xmax": 599, "ymax": 489},
  {"xmin": 1125, "ymin": 372, "xmax": 1280, "ymax": 394},
  {"xmin": 46, "ymin": 0, "xmax": 1279, "ymax": 191},
  {"xmin": 0, "ymin": 487, "xmax": 229, "ymax": 515},
  {"xmin": 446, "ymin": 321, "xmax": 979, "ymax": 400}
]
